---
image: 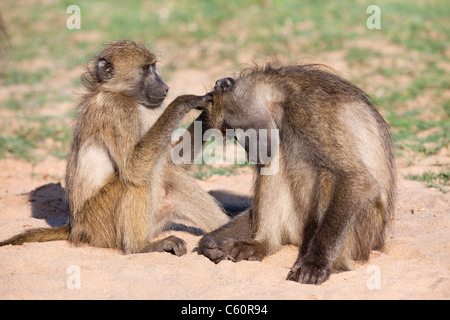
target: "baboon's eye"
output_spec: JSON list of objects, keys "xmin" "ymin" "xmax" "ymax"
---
[{"xmin": 142, "ymin": 63, "xmax": 156, "ymax": 71}]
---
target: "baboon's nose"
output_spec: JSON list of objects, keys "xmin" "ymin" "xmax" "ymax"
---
[{"xmin": 162, "ymin": 83, "xmax": 169, "ymax": 96}]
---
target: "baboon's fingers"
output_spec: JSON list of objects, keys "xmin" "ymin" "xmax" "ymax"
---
[
  {"xmin": 198, "ymin": 235, "xmax": 228, "ymax": 263},
  {"xmin": 230, "ymin": 242, "xmax": 253, "ymax": 262},
  {"xmin": 141, "ymin": 236, "xmax": 187, "ymax": 256},
  {"xmin": 286, "ymin": 268, "xmax": 300, "ymax": 282},
  {"xmin": 198, "ymin": 235, "xmax": 219, "ymax": 250},
  {"xmin": 287, "ymin": 256, "xmax": 330, "ymax": 285},
  {"xmin": 229, "ymin": 241, "xmax": 265, "ymax": 262},
  {"xmin": 192, "ymin": 93, "xmax": 213, "ymax": 111},
  {"xmin": 298, "ymin": 264, "xmax": 329, "ymax": 285},
  {"xmin": 161, "ymin": 235, "xmax": 187, "ymax": 256},
  {"xmin": 203, "ymin": 248, "xmax": 226, "ymax": 263},
  {"xmin": 202, "ymin": 92, "xmax": 214, "ymax": 102}
]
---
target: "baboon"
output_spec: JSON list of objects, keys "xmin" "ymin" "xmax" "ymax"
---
[
  {"xmin": 198, "ymin": 64, "xmax": 396, "ymax": 284},
  {"xmin": 0, "ymin": 40, "xmax": 229, "ymax": 254}
]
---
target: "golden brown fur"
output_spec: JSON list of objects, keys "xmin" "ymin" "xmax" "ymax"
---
[
  {"xmin": 198, "ymin": 63, "xmax": 396, "ymax": 284},
  {"xmin": 1, "ymin": 40, "xmax": 229, "ymax": 254}
]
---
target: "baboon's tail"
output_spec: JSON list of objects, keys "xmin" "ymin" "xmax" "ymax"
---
[{"xmin": 0, "ymin": 225, "xmax": 69, "ymax": 246}]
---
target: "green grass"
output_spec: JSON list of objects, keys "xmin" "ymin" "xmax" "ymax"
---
[
  {"xmin": 194, "ymin": 166, "xmax": 235, "ymax": 180},
  {"xmin": 4, "ymin": 0, "xmax": 447, "ymax": 66},
  {"xmin": 383, "ymin": 1, "xmax": 449, "ymax": 54},
  {"xmin": 406, "ymin": 171, "xmax": 449, "ymax": 194},
  {"xmin": 194, "ymin": 163, "xmax": 254, "ymax": 181},
  {"xmin": 443, "ymin": 100, "xmax": 450, "ymax": 117},
  {"xmin": 0, "ymin": 134, "xmax": 37, "ymax": 161},
  {"xmin": 345, "ymin": 48, "xmax": 380, "ymax": 66},
  {"xmin": 4, "ymin": 68, "xmax": 52, "ymax": 85},
  {"xmin": 0, "ymin": 115, "xmax": 72, "ymax": 162},
  {"xmin": 387, "ymin": 108, "xmax": 449, "ymax": 156},
  {"xmin": 4, "ymin": 95, "xmax": 21, "ymax": 110}
]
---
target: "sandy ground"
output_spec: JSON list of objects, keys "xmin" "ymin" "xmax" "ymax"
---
[
  {"xmin": 0, "ymin": 0, "xmax": 448, "ymax": 302},
  {"xmin": 0, "ymin": 154, "xmax": 448, "ymax": 300}
]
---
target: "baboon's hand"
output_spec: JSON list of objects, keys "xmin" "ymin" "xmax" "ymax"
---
[
  {"xmin": 174, "ymin": 94, "xmax": 213, "ymax": 113},
  {"xmin": 286, "ymin": 254, "xmax": 331, "ymax": 285},
  {"xmin": 155, "ymin": 235, "xmax": 187, "ymax": 256},
  {"xmin": 228, "ymin": 240, "xmax": 266, "ymax": 262},
  {"xmin": 192, "ymin": 92, "xmax": 213, "ymax": 111},
  {"xmin": 199, "ymin": 236, "xmax": 265, "ymax": 263},
  {"xmin": 198, "ymin": 235, "xmax": 233, "ymax": 263}
]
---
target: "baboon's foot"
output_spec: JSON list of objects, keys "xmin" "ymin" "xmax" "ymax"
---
[
  {"xmin": 287, "ymin": 254, "xmax": 331, "ymax": 285},
  {"xmin": 142, "ymin": 235, "xmax": 187, "ymax": 256},
  {"xmin": 199, "ymin": 236, "xmax": 265, "ymax": 263}
]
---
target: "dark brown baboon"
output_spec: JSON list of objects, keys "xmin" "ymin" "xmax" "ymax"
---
[
  {"xmin": 198, "ymin": 64, "xmax": 396, "ymax": 284},
  {"xmin": 0, "ymin": 40, "xmax": 229, "ymax": 254}
]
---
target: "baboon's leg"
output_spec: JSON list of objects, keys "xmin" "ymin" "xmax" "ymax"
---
[
  {"xmin": 115, "ymin": 185, "xmax": 151, "ymax": 254},
  {"xmin": 115, "ymin": 184, "xmax": 187, "ymax": 256},
  {"xmin": 287, "ymin": 172, "xmax": 379, "ymax": 285},
  {"xmin": 221, "ymin": 153, "xmax": 317, "ymax": 263},
  {"xmin": 69, "ymin": 179, "xmax": 122, "ymax": 248},
  {"xmin": 167, "ymin": 167, "xmax": 230, "ymax": 233}
]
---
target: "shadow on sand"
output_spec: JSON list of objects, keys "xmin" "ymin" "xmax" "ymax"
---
[
  {"xmin": 29, "ymin": 182, "xmax": 68, "ymax": 227},
  {"xmin": 29, "ymin": 183, "xmax": 252, "ymax": 235}
]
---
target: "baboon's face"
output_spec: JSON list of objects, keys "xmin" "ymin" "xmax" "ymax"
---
[
  {"xmin": 209, "ymin": 77, "xmax": 278, "ymax": 164},
  {"xmin": 209, "ymin": 77, "xmax": 274, "ymax": 132},
  {"xmin": 95, "ymin": 40, "xmax": 170, "ymax": 108}
]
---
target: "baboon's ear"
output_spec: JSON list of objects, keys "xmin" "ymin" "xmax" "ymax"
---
[
  {"xmin": 95, "ymin": 57, "xmax": 114, "ymax": 82},
  {"xmin": 214, "ymin": 77, "xmax": 235, "ymax": 92}
]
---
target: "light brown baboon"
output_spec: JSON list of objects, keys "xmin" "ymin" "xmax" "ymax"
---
[
  {"xmin": 198, "ymin": 64, "xmax": 396, "ymax": 284},
  {"xmin": 0, "ymin": 40, "xmax": 229, "ymax": 255}
]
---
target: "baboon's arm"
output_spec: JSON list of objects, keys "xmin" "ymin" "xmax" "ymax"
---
[
  {"xmin": 177, "ymin": 111, "xmax": 211, "ymax": 169},
  {"xmin": 118, "ymin": 95, "xmax": 210, "ymax": 186},
  {"xmin": 291, "ymin": 172, "xmax": 378, "ymax": 284}
]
